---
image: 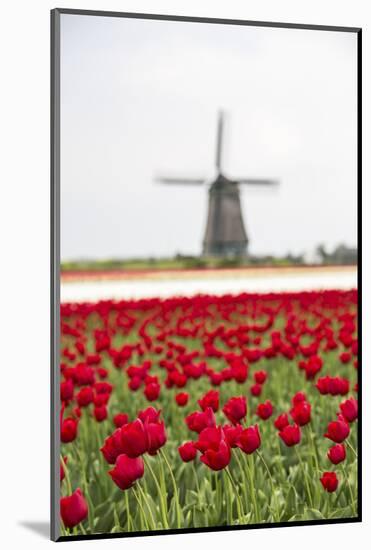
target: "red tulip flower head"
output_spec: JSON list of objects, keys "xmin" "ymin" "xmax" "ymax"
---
[
  {"xmin": 175, "ymin": 392, "xmax": 189, "ymax": 407},
  {"xmin": 200, "ymin": 439, "xmax": 231, "ymax": 471},
  {"xmin": 320, "ymin": 471, "xmax": 339, "ymax": 492},
  {"xmin": 256, "ymin": 400, "xmax": 273, "ymax": 420},
  {"xmin": 222, "ymin": 424, "xmax": 243, "ymax": 448},
  {"xmin": 290, "ymin": 401, "xmax": 311, "ymax": 426},
  {"xmin": 113, "ymin": 413, "xmax": 129, "ymax": 428},
  {"xmin": 327, "ymin": 443, "xmax": 346, "ymax": 465},
  {"xmin": 178, "ymin": 441, "xmax": 198, "ymax": 462},
  {"xmin": 61, "ymin": 417, "xmax": 78, "ymax": 444},
  {"xmin": 145, "ymin": 420, "xmax": 167, "ymax": 455},
  {"xmin": 274, "ymin": 413, "xmax": 289, "ymax": 431},
  {"xmin": 198, "ymin": 390, "xmax": 219, "ymax": 412},
  {"xmin": 100, "ymin": 430, "xmax": 125, "ymax": 464},
  {"xmin": 250, "ymin": 383, "xmax": 263, "ymax": 397},
  {"xmin": 279, "ymin": 424, "xmax": 301, "ymax": 447},
  {"xmin": 60, "ymin": 488, "xmax": 88, "ymax": 528},
  {"xmin": 339, "ymin": 398, "xmax": 358, "ymax": 423},
  {"xmin": 144, "ymin": 382, "xmax": 160, "ymax": 402},
  {"xmin": 109, "ymin": 454, "xmax": 144, "ymax": 490},
  {"xmin": 119, "ymin": 419, "xmax": 148, "ymax": 457},
  {"xmin": 324, "ymin": 417, "xmax": 350, "ymax": 443},
  {"xmin": 94, "ymin": 405, "xmax": 107, "ymax": 422},
  {"xmin": 237, "ymin": 424, "xmax": 261, "ymax": 454},
  {"xmin": 292, "ymin": 391, "xmax": 307, "ymax": 406},
  {"xmin": 76, "ymin": 387, "xmax": 93, "ymax": 408},
  {"xmin": 185, "ymin": 407, "xmax": 216, "ymax": 433},
  {"xmin": 195, "ymin": 427, "xmax": 223, "ymax": 453},
  {"xmin": 138, "ymin": 407, "xmax": 161, "ymax": 424},
  {"xmin": 254, "ymin": 370, "xmax": 267, "ymax": 384},
  {"xmin": 222, "ymin": 396, "xmax": 247, "ymax": 425}
]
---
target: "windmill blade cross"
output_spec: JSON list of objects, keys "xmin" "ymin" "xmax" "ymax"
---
[
  {"xmin": 155, "ymin": 176, "xmax": 205, "ymax": 185},
  {"xmin": 215, "ymin": 110, "xmax": 224, "ymax": 172},
  {"xmin": 236, "ymin": 178, "xmax": 279, "ymax": 186}
]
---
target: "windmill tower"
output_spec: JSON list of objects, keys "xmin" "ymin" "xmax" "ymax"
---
[{"xmin": 156, "ymin": 111, "xmax": 278, "ymax": 258}]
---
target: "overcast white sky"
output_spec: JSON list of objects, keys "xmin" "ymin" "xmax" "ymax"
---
[{"xmin": 60, "ymin": 14, "xmax": 357, "ymax": 261}]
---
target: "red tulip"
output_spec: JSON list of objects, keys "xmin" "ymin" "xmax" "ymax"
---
[
  {"xmin": 304, "ymin": 355, "xmax": 323, "ymax": 380},
  {"xmin": 198, "ymin": 390, "xmax": 219, "ymax": 412},
  {"xmin": 109, "ymin": 454, "xmax": 144, "ymax": 490},
  {"xmin": 175, "ymin": 392, "xmax": 189, "ymax": 407},
  {"xmin": 200, "ymin": 439, "xmax": 231, "ymax": 471},
  {"xmin": 60, "ymin": 488, "xmax": 88, "ymax": 528},
  {"xmin": 222, "ymin": 396, "xmax": 247, "ymax": 425},
  {"xmin": 256, "ymin": 400, "xmax": 273, "ymax": 420},
  {"xmin": 61, "ymin": 417, "xmax": 78, "ymax": 443},
  {"xmin": 120, "ymin": 419, "xmax": 148, "ymax": 457},
  {"xmin": 250, "ymin": 383, "xmax": 263, "ymax": 397},
  {"xmin": 195, "ymin": 427, "xmax": 223, "ymax": 453},
  {"xmin": 76, "ymin": 387, "xmax": 93, "ymax": 408},
  {"xmin": 97, "ymin": 367, "xmax": 108, "ymax": 379},
  {"xmin": 327, "ymin": 443, "xmax": 346, "ymax": 465},
  {"xmin": 61, "ymin": 379, "xmax": 74, "ymax": 402},
  {"xmin": 292, "ymin": 392, "xmax": 306, "ymax": 405},
  {"xmin": 145, "ymin": 421, "xmax": 167, "ymax": 455},
  {"xmin": 100, "ymin": 429, "xmax": 124, "ymax": 464},
  {"xmin": 222, "ymin": 424, "xmax": 243, "ymax": 448},
  {"xmin": 144, "ymin": 382, "xmax": 160, "ymax": 402},
  {"xmin": 279, "ymin": 424, "xmax": 301, "ymax": 447},
  {"xmin": 237, "ymin": 424, "xmax": 261, "ymax": 454},
  {"xmin": 320, "ymin": 471, "xmax": 339, "ymax": 492},
  {"xmin": 129, "ymin": 376, "xmax": 142, "ymax": 391},
  {"xmin": 93, "ymin": 405, "xmax": 107, "ymax": 422},
  {"xmin": 94, "ymin": 381, "xmax": 113, "ymax": 395},
  {"xmin": 113, "ymin": 413, "xmax": 129, "ymax": 428},
  {"xmin": 254, "ymin": 370, "xmax": 267, "ymax": 384},
  {"xmin": 340, "ymin": 352, "xmax": 351, "ymax": 364},
  {"xmin": 274, "ymin": 413, "xmax": 289, "ymax": 431},
  {"xmin": 339, "ymin": 398, "xmax": 358, "ymax": 423},
  {"xmin": 324, "ymin": 418, "xmax": 350, "ymax": 443},
  {"xmin": 290, "ymin": 401, "xmax": 311, "ymax": 426},
  {"xmin": 178, "ymin": 441, "xmax": 198, "ymax": 462},
  {"xmin": 185, "ymin": 407, "xmax": 216, "ymax": 433},
  {"xmin": 138, "ymin": 407, "xmax": 161, "ymax": 424}
]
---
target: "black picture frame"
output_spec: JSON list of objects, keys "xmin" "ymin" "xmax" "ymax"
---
[{"xmin": 51, "ymin": 8, "xmax": 362, "ymax": 542}]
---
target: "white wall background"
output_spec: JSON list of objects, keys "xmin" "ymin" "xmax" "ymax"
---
[{"xmin": 0, "ymin": 1, "xmax": 368, "ymax": 549}]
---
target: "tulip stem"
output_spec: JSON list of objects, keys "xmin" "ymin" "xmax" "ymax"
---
[
  {"xmin": 225, "ymin": 466, "xmax": 245, "ymax": 522},
  {"xmin": 143, "ymin": 456, "xmax": 169, "ymax": 529},
  {"xmin": 245, "ymin": 454, "xmax": 260, "ymax": 523},
  {"xmin": 113, "ymin": 504, "xmax": 121, "ymax": 531},
  {"xmin": 60, "ymin": 455, "xmax": 73, "ymax": 496},
  {"xmin": 341, "ymin": 464, "xmax": 356, "ymax": 516},
  {"xmin": 233, "ymin": 450, "xmax": 249, "ymax": 510},
  {"xmin": 125, "ymin": 490, "xmax": 132, "ymax": 531},
  {"xmin": 137, "ymin": 482, "xmax": 157, "ymax": 530},
  {"xmin": 160, "ymin": 448, "xmax": 182, "ymax": 529},
  {"xmin": 294, "ymin": 447, "xmax": 313, "ymax": 508},
  {"xmin": 192, "ymin": 462, "xmax": 200, "ymax": 493},
  {"xmin": 306, "ymin": 424, "xmax": 320, "ymax": 474},
  {"xmin": 132, "ymin": 486, "xmax": 150, "ymax": 530},
  {"xmin": 256, "ymin": 450, "xmax": 280, "ymax": 522},
  {"xmin": 345, "ymin": 440, "xmax": 358, "ymax": 459}
]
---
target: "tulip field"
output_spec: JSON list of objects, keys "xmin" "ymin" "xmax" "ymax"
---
[{"xmin": 59, "ymin": 289, "xmax": 358, "ymax": 536}]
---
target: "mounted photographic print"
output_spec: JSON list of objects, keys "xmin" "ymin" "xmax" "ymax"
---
[{"xmin": 51, "ymin": 9, "xmax": 361, "ymax": 541}]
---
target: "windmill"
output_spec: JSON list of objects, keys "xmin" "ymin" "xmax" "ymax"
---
[{"xmin": 156, "ymin": 111, "xmax": 279, "ymax": 258}]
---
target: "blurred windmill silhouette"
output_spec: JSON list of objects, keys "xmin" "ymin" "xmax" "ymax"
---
[{"xmin": 155, "ymin": 111, "xmax": 279, "ymax": 258}]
